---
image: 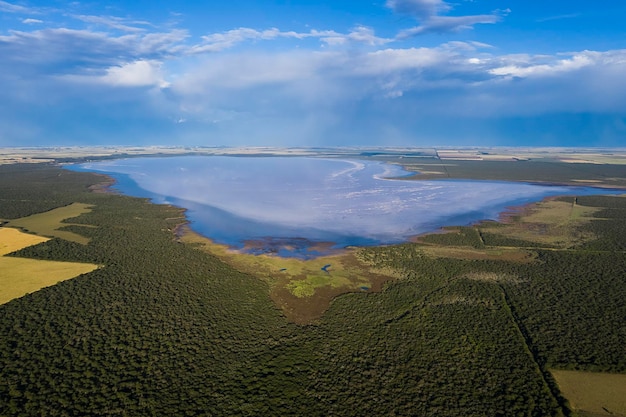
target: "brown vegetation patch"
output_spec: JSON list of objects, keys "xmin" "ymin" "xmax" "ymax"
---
[
  {"xmin": 551, "ymin": 370, "xmax": 626, "ymax": 417},
  {"xmin": 7, "ymin": 203, "xmax": 95, "ymax": 244},
  {"xmin": 87, "ymin": 173, "xmax": 117, "ymax": 194},
  {"xmin": 463, "ymin": 272, "xmax": 524, "ymax": 284},
  {"xmin": 419, "ymin": 245, "xmax": 536, "ymax": 263}
]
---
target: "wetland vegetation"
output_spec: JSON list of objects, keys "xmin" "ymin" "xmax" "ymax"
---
[{"xmin": 0, "ymin": 157, "xmax": 625, "ymax": 416}]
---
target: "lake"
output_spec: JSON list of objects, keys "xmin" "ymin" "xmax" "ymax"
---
[{"xmin": 69, "ymin": 156, "xmax": 620, "ymax": 258}]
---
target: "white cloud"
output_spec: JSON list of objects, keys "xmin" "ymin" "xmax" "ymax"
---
[
  {"xmin": 99, "ymin": 60, "xmax": 169, "ymax": 88},
  {"xmin": 0, "ymin": 0, "xmax": 33, "ymax": 13},
  {"xmin": 168, "ymin": 44, "xmax": 626, "ymax": 128},
  {"xmin": 62, "ymin": 60, "xmax": 170, "ymax": 88},
  {"xmin": 0, "ymin": 27, "xmax": 189, "ymax": 72},
  {"xmin": 189, "ymin": 26, "xmax": 388, "ymax": 54},
  {"xmin": 1, "ymin": 1, "xmax": 625, "ymax": 146},
  {"xmin": 22, "ymin": 18, "xmax": 43, "ymax": 24},
  {"xmin": 489, "ymin": 53, "xmax": 594, "ymax": 78},
  {"xmin": 320, "ymin": 26, "xmax": 391, "ymax": 46},
  {"xmin": 191, "ymin": 27, "xmax": 302, "ymax": 53},
  {"xmin": 173, "ymin": 50, "xmax": 323, "ymax": 93}
]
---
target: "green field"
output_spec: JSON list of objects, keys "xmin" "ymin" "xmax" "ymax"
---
[{"xmin": 6, "ymin": 202, "xmax": 95, "ymax": 244}]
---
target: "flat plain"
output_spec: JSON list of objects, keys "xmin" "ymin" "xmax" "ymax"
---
[{"xmin": 0, "ymin": 147, "xmax": 625, "ymax": 416}]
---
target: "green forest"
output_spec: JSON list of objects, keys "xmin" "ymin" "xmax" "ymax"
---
[{"xmin": 1, "ymin": 163, "xmax": 625, "ymax": 416}]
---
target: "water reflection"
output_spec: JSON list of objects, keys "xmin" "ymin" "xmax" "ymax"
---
[{"xmin": 71, "ymin": 156, "xmax": 620, "ymax": 258}]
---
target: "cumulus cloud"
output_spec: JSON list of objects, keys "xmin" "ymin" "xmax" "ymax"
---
[
  {"xmin": 489, "ymin": 53, "xmax": 594, "ymax": 78},
  {"xmin": 167, "ymin": 43, "xmax": 626, "ymax": 132},
  {"xmin": 1, "ymin": 0, "xmax": 625, "ymax": 146},
  {"xmin": 174, "ymin": 41, "xmax": 487, "ymax": 98},
  {"xmin": 70, "ymin": 60, "xmax": 170, "ymax": 88}
]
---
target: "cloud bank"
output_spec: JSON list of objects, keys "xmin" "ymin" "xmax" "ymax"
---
[{"xmin": 0, "ymin": 0, "xmax": 625, "ymax": 146}]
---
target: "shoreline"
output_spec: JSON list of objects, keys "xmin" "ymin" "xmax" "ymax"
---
[{"xmin": 80, "ymin": 165, "xmax": 623, "ymax": 259}]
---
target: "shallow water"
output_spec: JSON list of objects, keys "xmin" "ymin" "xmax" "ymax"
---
[{"xmin": 69, "ymin": 156, "xmax": 620, "ymax": 258}]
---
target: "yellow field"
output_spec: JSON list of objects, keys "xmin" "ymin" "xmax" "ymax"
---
[
  {"xmin": 0, "ymin": 227, "xmax": 99, "ymax": 305},
  {"xmin": 7, "ymin": 203, "xmax": 95, "ymax": 244},
  {"xmin": 551, "ymin": 370, "xmax": 626, "ymax": 416},
  {"xmin": 0, "ymin": 227, "xmax": 49, "ymax": 255}
]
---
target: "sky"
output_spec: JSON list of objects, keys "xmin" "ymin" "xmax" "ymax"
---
[{"xmin": 1, "ymin": 0, "xmax": 626, "ymax": 147}]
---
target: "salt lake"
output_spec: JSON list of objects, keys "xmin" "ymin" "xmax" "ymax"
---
[{"xmin": 69, "ymin": 156, "xmax": 620, "ymax": 257}]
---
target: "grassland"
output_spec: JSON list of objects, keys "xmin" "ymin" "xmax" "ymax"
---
[
  {"xmin": 551, "ymin": 370, "xmax": 626, "ymax": 417},
  {"xmin": 6, "ymin": 203, "xmax": 94, "ymax": 244},
  {"xmin": 0, "ymin": 228, "xmax": 98, "ymax": 304},
  {"xmin": 479, "ymin": 198, "xmax": 604, "ymax": 248}
]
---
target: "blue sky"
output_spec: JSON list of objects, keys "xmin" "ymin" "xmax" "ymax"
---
[{"xmin": 1, "ymin": 0, "xmax": 626, "ymax": 147}]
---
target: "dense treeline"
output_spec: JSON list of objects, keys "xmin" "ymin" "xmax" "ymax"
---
[
  {"xmin": 505, "ymin": 250, "xmax": 626, "ymax": 372},
  {"xmin": 0, "ymin": 164, "xmax": 97, "ymax": 219},
  {"xmin": 575, "ymin": 195, "xmax": 626, "ymax": 251},
  {"xmin": 1, "ymin": 164, "xmax": 624, "ymax": 416},
  {"xmin": 480, "ymin": 233, "xmax": 551, "ymax": 248},
  {"xmin": 309, "ymin": 253, "xmax": 561, "ymax": 416}
]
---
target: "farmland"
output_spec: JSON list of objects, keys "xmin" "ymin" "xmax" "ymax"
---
[
  {"xmin": 0, "ymin": 153, "xmax": 625, "ymax": 416},
  {"xmin": 0, "ymin": 228, "xmax": 99, "ymax": 305},
  {"xmin": 7, "ymin": 203, "xmax": 95, "ymax": 244},
  {"xmin": 551, "ymin": 370, "xmax": 626, "ymax": 416}
]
